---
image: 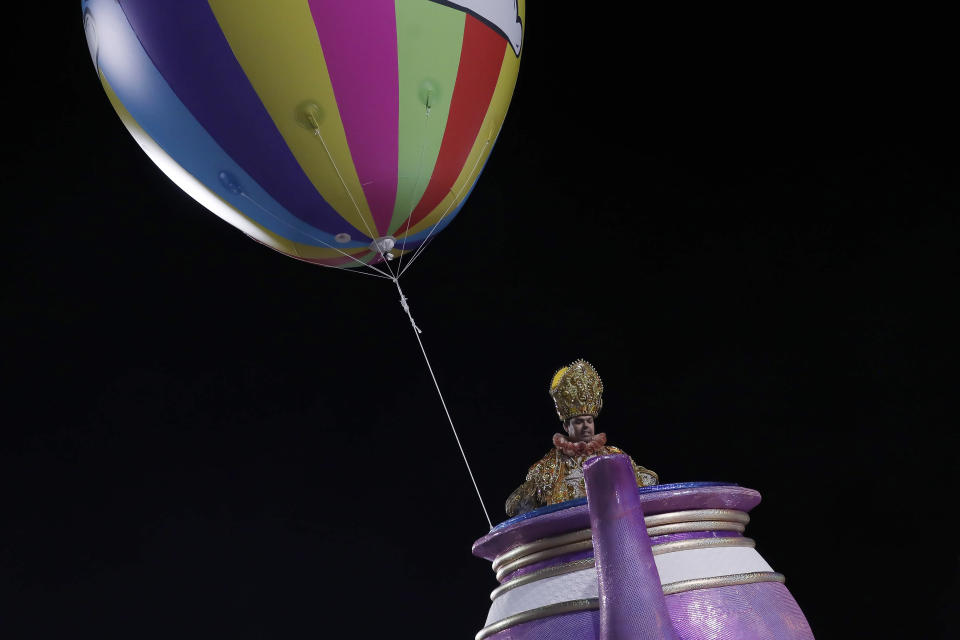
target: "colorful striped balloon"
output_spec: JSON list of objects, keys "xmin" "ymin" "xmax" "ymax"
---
[{"xmin": 82, "ymin": 0, "xmax": 524, "ymax": 269}]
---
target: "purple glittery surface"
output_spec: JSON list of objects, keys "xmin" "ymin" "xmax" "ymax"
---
[
  {"xmin": 585, "ymin": 455, "xmax": 679, "ymax": 640},
  {"xmin": 480, "ymin": 582, "xmax": 815, "ymax": 640},
  {"xmin": 666, "ymin": 582, "xmax": 814, "ymax": 640}
]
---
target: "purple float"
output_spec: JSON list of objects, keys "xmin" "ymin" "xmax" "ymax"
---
[{"xmin": 473, "ymin": 456, "xmax": 815, "ymax": 640}]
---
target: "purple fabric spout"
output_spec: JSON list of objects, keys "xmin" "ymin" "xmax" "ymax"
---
[{"xmin": 584, "ymin": 455, "xmax": 680, "ymax": 640}]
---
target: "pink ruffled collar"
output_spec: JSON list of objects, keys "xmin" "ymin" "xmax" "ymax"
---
[{"xmin": 553, "ymin": 432, "xmax": 607, "ymax": 457}]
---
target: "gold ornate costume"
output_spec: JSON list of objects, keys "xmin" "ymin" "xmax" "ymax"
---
[
  {"xmin": 505, "ymin": 359, "xmax": 658, "ymax": 518},
  {"xmin": 505, "ymin": 433, "xmax": 658, "ymax": 516}
]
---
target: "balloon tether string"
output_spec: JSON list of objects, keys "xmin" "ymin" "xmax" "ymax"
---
[{"xmin": 393, "ymin": 276, "xmax": 493, "ymax": 529}]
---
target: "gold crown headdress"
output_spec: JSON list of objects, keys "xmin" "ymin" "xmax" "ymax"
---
[{"xmin": 549, "ymin": 359, "xmax": 603, "ymax": 421}]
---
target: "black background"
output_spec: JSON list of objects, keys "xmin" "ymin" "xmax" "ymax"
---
[{"xmin": 3, "ymin": 4, "xmax": 957, "ymax": 638}]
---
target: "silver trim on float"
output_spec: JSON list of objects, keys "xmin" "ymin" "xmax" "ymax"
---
[
  {"xmin": 490, "ymin": 510, "xmax": 752, "ymax": 581},
  {"xmin": 475, "ymin": 598, "xmax": 600, "ymax": 640},
  {"xmin": 646, "ymin": 520, "xmax": 746, "ymax": 536},
  {"xmin": 644, "ymin": 508, "xmax": 750, "ymax": 527},
  {"xmin": 490, "ymin": 511, "xmax": 750, "ymax": 573},
  {"xmin": 495, "ymin": 540, "xmax": 594, "ymax": 581},
  {"xmin": 491, "ymin": 538, "xmax": 757, "ymax": 601},
  {"xmin": 661, "ymin": 571, "xmax": 785, "ymax": 595},
  {"xmin": 491, "ymin": 558, "xmax": 597, "ymax": 601},
  {"xmin": 492, "ymin": 529, "xmax": 592, "ymax": 571},
  {"xmin": 651, "ymin": 536, "xmax": 755, "ymax": 556}
]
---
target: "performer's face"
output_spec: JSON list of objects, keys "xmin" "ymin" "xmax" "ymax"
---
[{"xmin": 566, "ymin": 415, "xmax": 595, "ymax": 442}]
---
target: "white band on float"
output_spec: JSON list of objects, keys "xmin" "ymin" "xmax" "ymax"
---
[
  {"xmin": 485, "ymin": 545, "xmax": 777, "ymax": 626},
  {"xmin": 654, "ymin": 546, "xmax": 774, "ymax": 584},
  {"xmin": 485, "ymin": 567, "xmax": 597, "ymax": 626}
]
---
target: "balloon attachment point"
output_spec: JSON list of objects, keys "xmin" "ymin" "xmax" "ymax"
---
[
  {"xmin": 418, "ymin": 80, "xmax": 438, "ymax": 116},
  {"xmin": 370, "ymin": 236, "xmax": 396, "ymax": 254},
  {"xmin": 334, "ymin": 233, "xmax": 352, "ymax": 244},
  {"xmin": 295, "ymin": 102, "xmax": 325, "ymax": 134},
  {"xmin": 218, "ymin": 171, "xmax": 243, "ymax": 195}
]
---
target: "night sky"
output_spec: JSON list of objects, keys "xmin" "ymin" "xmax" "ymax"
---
[{"xmin": 4, "ymin": 5, "xmax": 957, "ymax": 638}]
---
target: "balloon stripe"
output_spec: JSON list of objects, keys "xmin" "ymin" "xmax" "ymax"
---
[
  {"xmin": 207, "ymin": 0, "xmax": 379, "ymax": 240},
  {"xmin": 406, "ymin": 15, "xmax": 506, "ymax": 229},
  {"xmin": 99, "ymin": 70, "xmax": 364, "ymax": 263},
  {"xmin": 395, "ymin": 140, "xmax": 497, "ymax": 275},
  {"xmin": 397, "ymin": 35, "xmax": 519, "ymax": 238},
  {"xmin": 115, "ymin": 0, "xmax": 358, "ymax": 237},
  {"xmin": 87, "ymin": 0, "xmax": 352, "ymax": 249},
  {"xmin": 405, "ymin": 1, "xmax": 524, "ymax": 237},
  {"xmin": 402, "ymin": 141, "xmax": 495, "ymax": 245},
  {"xmin": 308, "ymin": 0, "xmax": 399, "ymax": 238},
  {"xmin": 391, "ymin": 0, "xmax": 465, "ymax": 236}
]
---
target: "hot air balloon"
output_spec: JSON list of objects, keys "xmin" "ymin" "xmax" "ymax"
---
[
  {"xmin": 81, "ymin": 0, "xmax": 524, "ymax": 274},
  {"xmin": 83, "ymin": 0, "xmax": 525, "ymax": 532}
]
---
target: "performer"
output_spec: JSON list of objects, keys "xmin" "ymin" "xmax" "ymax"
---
[{"xmin": 505, "ymin": 359, "xmax": 658, "ymax": 517}]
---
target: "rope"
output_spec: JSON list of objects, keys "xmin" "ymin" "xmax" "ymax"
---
[
  {"xmin": 264, "ymin": 119, "xmax": 493, "ymax": 528},
  {"xmin": 312, "ymin": 126, "xmax": 398, "ymax": 279},
  {"xmin": 393, "ymin": 277, "xmax": 493, "ymax": 530}
]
